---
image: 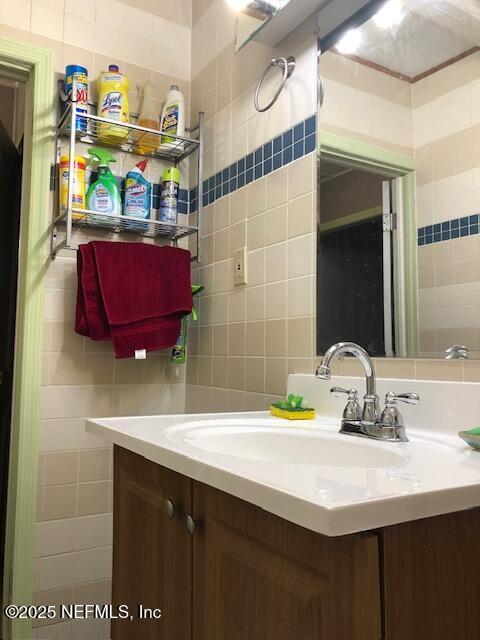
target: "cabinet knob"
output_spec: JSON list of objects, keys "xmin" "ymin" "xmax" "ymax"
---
[
  {"xmin": 185, "ymin": 513, "xmax": 201, "ymax": 535},
  {"xmin": 164, "ymin": 498, "xmax": 181, "ymax": 520}
]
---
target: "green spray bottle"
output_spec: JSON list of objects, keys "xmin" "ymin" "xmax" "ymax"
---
[
  {"xmin": 171, "ymin": 285, "xmax": 204, "ymax": 364},
  {"xmin": 86, "ymin": 148, "xmax": 121, "ymax": 223}
]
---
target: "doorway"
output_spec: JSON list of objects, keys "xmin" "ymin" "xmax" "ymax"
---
[
  {"xmin": 316, "ymin": 132, "xmax": 418, "ymax": 358},
  {"xmin": 0, "ymin": 74, "xmax": 25, "ymax": 607},
  {"xmin": 317, "ymin": 159, "xmax": 387, "ymax": 355},
  {"xmin": 0, "ymin": 38, "xmax": 53, "ymax": 640}
]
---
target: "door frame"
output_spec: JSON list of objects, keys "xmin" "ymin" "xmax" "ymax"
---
[
  {"xmin": 0, "ymin": 36, "xmax": 53, "ymax": 640},
  {"xmin": 318, "ymin": 130, "xmax": 418, "ymax": 357}
]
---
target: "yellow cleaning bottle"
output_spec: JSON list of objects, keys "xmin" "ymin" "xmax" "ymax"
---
[
  {"xmin": 97, "ymin": 65, "xmax": 130, "ymax": 144},
  {"xmin": 135, "ymin": 81, "xmax": 160, "ymax": 155},
  {"xmin": 58, "ymin": 155, "xmax": 86, "ymax": 220}
]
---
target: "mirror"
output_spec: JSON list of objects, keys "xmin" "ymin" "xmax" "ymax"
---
[
  {"xmin": 233, "ymin": 0, "xmax": 292, "ymax": 52},
  {"xmin": 317, "ymin": 0, "xmax": 480, "ymax": 359}
]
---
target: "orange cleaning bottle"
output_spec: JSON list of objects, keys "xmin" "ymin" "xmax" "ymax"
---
[{"xmin": 135, "ymin": 81, "xmax": 159, "ymax": 154}]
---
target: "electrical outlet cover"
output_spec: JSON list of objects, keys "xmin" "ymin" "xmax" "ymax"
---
[{"xmin": 233, "ymin": 246, "xmax": 247, "ymax": 286}]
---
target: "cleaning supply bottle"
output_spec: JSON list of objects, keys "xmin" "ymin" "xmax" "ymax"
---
[
  {"xmin": 171, "ymin": 285, "xmax": 204, "ymax": 364},
  {"xmin": 159, "ymin": 85, "xmax": 185, "ymax": 150},
  {"xmin": 58, "ymin": 154, "xmax": 86, "ymax": 220},
  {"xmin": 135, "ymin": 82, "xmax": 159, "ymax": 154},
  {"xmin": 124, "ymin": 159, "xmax": 152, "ymax": 231},
  {"xmin": 86, "ymin": 148, "xmax": 121, "ymax": 225},
  {"xmin": 64, "ymin": 65, "xmax": 88, "ymax": 132},
  {"xmin": 158, "ymin": 167, "xmax": 180, "ymax": 223},
  {"xmin": 97, "ymin": 65, "xmax": 130, "ymax": 143}
]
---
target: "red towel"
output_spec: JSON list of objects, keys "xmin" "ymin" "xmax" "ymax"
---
[{"xmin": 75, "ymin": 242, "xmax": 192, "ymax": 358}]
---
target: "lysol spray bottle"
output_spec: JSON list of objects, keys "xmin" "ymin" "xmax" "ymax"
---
[{"xmin": 158, "ymin": 167, "xmax": 180, "ymax": 223}]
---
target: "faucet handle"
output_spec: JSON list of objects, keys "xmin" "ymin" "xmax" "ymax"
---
[
  {"xmin": 331, "ymin": 386, "xmax": 356, "ymax": 398},
  {"xmin": 385, "ymin": 391, "xmax": 420, "ymax": 406},
  {"xmin": 330, "ymin": 387, "xmax": 362, "ymax": 422},
  {"xmin": 380, "ymin": 392, "xmax": 420, "ymax": 437}
]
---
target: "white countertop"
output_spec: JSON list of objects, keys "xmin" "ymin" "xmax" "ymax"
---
[{"xmin": 86, "ymin": 387, "xmax": 480, "ymax": 536}]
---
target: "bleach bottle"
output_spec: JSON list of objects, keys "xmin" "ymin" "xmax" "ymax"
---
[
  {"xmin": 124, "ymin": 159, "xmax": 151, "ymax": 231},
  {"xmin": 86, "ymin": 148, "xmax": 121, "ymax": 225},
  {"xmin": 159, "ymin": 85, "xmax": 185, "ymax": 150}
]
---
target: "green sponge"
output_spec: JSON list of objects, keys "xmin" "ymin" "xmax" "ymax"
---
[{"xmin": 465, "ymin": 427, "xmax": 480, "ymax": 436}]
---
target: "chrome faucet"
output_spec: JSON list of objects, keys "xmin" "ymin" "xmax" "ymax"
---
[
  {"xmin": 316, "ymin": 342, "xmax": 380, "ymax": 424},
  {"xmin": 316, "ymin": 342, "xmax": 419, "ymax": 442},
  {"xmin": 445, "ymin": 344, "xmax": 468, "ymax": 360}
]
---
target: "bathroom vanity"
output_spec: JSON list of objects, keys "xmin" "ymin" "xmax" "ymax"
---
[
  {"xmin": 110, "ymin": 445, "xmax": 480, "ymax": 640},
  {"xmin": 113, "ymin": 446, "xmax": 381, "ymax": 640},
  {"xmin": 87, "ymin": 375, "xmax": 480, "ymax": 640}
]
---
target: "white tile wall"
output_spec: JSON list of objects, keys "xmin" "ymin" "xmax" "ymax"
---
[
  {"xmin": 193, "ymin": 3, "xmax": 317, "ymax": 180},
  {"xmin": 36, "ymin": 513, "xmax": 112, "ymax": 557},
  {"xmin": 0, "ymin": 0, "xmax": 191, "ymax": 80},
  {"xmin": 0, "ymin": 2, "xmax": 192, "ymax": 636},
  {"xmin": 416, "ymin": 168, "xmax": 480, "ymax": 227},
  {"xmin": 321, "ymin": 78, "xmax": 413, "ymax": 149},
  {"xmin": 413, "ymin": 79, "xmax": 479, "ymax": 148}
]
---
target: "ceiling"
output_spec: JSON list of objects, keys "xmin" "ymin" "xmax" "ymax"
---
[
  {"xmin": 320, "ymin": 158, "xmax": 352, "ymax": 183},
  {"xmin": 347, "ymin": 0, "xmax": 480, "ymax": 80}
]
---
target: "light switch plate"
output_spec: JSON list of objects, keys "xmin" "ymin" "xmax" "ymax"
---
[{"xmin": 233, "ymin": 246, "xmax": 248, "ymax": 286}]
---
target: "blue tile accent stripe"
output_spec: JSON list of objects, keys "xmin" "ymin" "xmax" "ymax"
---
[
  {"xmin": 418, "ymin": 214, "xmax": 479, "ymax": 246},
  {"xmin": 189, "ymin": 114, "xmax": 317, "ymax": 214}
]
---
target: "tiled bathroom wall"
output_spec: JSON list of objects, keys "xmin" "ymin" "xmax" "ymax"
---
[
  {"xmin": 186, "ymin": 14, "xmax": 480, "ymax": 414},
  {"xmin": 413, "ymin": 52, "xmax": 480, "ymax": 358},
  {"xmin": 0, "ymin": 2, "xmax": 191, "ymax": 638},
  {"xmin": 2, "ymin": 1, "xmax": 480, "ymax": 636},
  {"xmin": 0, "ymin": 0, "xmax": 191, "ymax": 87},
  {"xmin": 319, "ymin": 50, "xmax": 414, "ymax": 157},
  {"xmin": 186, "ymin": 1, "xmax": 318, "ymax": 413}
]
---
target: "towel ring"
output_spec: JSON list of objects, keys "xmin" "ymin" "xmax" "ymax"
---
[
  {"xmin": 254, "ymin": 56, "xmax": 295, "ymax": 113},
  {"xmin": 318, "ymin": 75, "xmax": 325, "ymax": 109}
]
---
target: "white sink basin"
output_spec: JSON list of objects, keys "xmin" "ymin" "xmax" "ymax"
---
[
  {"xmin": 166, "ymin": 418, "xmax": 408, "ymax": 468},
  {"xmin": 86, "ymin": 403, "xmax": 480, "ymax": 536}
]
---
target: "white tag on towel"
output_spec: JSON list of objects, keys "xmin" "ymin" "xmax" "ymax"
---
[{"xmin": 135, "ymin": 349, "xmax": 146, "ymax": 360}]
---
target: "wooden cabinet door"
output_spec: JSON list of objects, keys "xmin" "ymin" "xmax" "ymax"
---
[
  {"xmin": 192, "ymin": 482, "xmax": 382, "ymax": 640},
  {"xmin": 382, "ymin": 508, "xmax": 480, "ymax": 640},
  {"xmin": 112, "ymin": 446, "xmax": 192, "ymax": 640}
]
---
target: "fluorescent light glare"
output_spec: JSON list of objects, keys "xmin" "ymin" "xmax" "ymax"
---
[
  {"xmin": 335, "ymin": 29, "xmax": 362, "ymax": 55},
  {"xmin": 226, "ymin": 0, "xmax": 250, "ymax": 11},
  {"xmin": 373, "ymin": 0, "xmax": 403, "ymax": 28}
]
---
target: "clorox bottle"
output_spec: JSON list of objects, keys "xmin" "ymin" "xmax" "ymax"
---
[
  {"xmin": 124, "ymin": 159, "xmax": 151, "ymax": 231},
  {"xmin": 97, "ymin": 65, "xmax": 130, "ymax": 143}
]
